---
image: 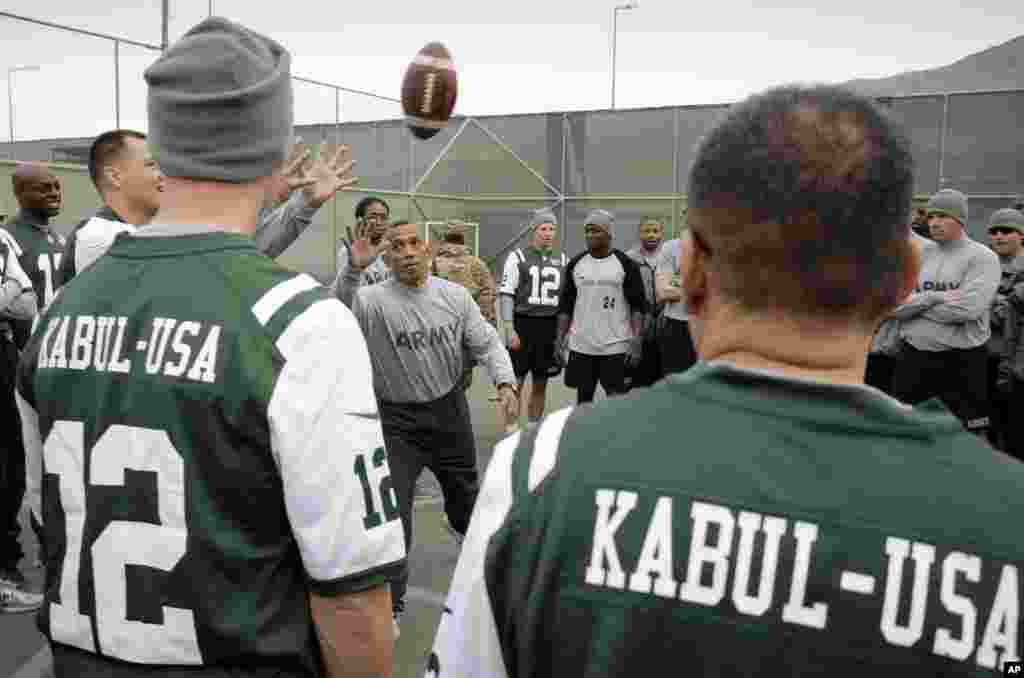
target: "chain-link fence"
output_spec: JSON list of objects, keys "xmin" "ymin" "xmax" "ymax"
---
[{"xmin": 1, "ymin": 11, "xmax": 1021, "ymax": 282}]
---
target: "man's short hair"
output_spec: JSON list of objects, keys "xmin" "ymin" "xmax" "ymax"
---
[
  {"xmin": 355, "ymin": 196, "xmax": 389, "ymax": 220},
  {"xmin": 686, "ymin": 84, "xmax": 914, "ymax": 327},
  {"xmin": 89, "ymin": 129, "xmax": 147, "ymax": 191}
]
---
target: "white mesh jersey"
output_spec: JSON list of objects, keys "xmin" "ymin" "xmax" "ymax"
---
[
  {"xmin": 565, "ymin": 253, "xmax": 633, "ymax": 356},
  {"xmin": 0, "ymin": 229, "xmax": 32, "ymax": 292}
]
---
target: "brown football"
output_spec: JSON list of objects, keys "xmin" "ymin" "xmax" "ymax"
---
[{"xmin": 401, "ymin": 42, "xmax": 458, "ymax": 140}]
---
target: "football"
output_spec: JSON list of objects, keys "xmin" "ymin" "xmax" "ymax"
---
[{"xmin": 401, "ymin": 42, "xmax": 458, "ymax": 140}]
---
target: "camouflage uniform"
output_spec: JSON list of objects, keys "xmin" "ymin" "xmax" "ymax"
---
[
  {"xmin": 433, "ymin": 224, "xmax": 497, "ymax": 390},
  {"xmin": 434, "ymin": 243, "xmax": 496, "ymax": 323}
]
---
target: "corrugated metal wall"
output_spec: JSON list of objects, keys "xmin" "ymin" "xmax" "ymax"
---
[{"xmin": 3, "ymin": 90, "xmax": 1021, "ymax": 283}]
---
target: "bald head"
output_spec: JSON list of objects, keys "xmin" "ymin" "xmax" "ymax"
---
[{"xmin": 12, "ymin": 163, "xmax": 61, "ymax": 217}]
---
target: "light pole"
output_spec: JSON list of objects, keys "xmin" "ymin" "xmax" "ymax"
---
[
  {"xmin": 611, "ymin": 0, "xmax": 638, "ymax": 109},
  {"xmin": 8, "ymin": 65, "xmax": 40, "ymax": 144},
  {"xmin": 161, "ymin": 0, "xmax": 169, "ymax": 50}
]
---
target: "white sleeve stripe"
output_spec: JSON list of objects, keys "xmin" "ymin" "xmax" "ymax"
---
[
  {"xmin": 15, "ymin": 391, "xmax": 44, "ymax": 527},
  {"xmin": 268, "ymin": 299, "xmax": 405, "ymax": 584},
  {"xmin": 3, "ymin": 242, "xmax": 31, "ymax": 290},
  {"xmin": 252, "ymin": 274, "xmax": 320, "ymax": 326},
  {"xmin": 527, "ymin": 407, "xmax": 572, "ymax": 492},
  {"xmin": 430, "ymin": 431, "xmax": 517, "ymax": 678},
  {"xmin": 1, "ymin": 230, "xmax": 23, "ymax": 257},
  {"xmin": 498, "ymin": 250, "xmax": 521, "ymax": 296},
  {"xmin": 75, "ymin": 217, "xmax": 136, "ymax": 275}
]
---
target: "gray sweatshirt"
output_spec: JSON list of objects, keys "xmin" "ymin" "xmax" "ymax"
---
[
  {"xmin": 892, "ymin": 236, "xmax": 1000, "ymax": 352},
  {"xmin": 253, "ymin": 192, "xmax": 320, "ymax": 259},
  {"xmin": 352, "ymin": 276, "xmax": 515, "ymax": 404}
]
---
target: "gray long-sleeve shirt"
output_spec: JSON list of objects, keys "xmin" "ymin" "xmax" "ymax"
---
[
  {"xmin": 253, "ymin": 191, "xmax": 319, "ymax": 259},
  {"xmin": 892, "ymin": 236, "xmax": 1001, "ymax": 351},
  {"xmin": 352, "ymin": 276, "xmax": 515, "ymax": 404}
]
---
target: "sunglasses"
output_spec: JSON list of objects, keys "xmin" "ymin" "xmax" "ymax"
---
[{"xmin": 990, "ymin": 227, "xmax": 1020, "ymax": 236}]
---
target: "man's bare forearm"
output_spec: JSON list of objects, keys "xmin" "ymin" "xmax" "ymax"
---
[
  {"xmin": 557, "ymin": 313, "xmax": 570, "ymax": 341},
  {"xmin": 310, "ymin": 584, "xmax": 394, "ymax": 678},
  {"xmin": 655, "ymin": 272, "xmax": 683, "ymax": 304}
]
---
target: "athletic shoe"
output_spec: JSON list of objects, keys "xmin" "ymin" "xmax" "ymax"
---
[{"xmin": 0, "ymin": 582, "xmax": 43, "ymax": 614}]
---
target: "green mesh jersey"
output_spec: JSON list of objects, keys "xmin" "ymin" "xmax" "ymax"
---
[
  {"xmin": 3, "ymin": 216, "xmax": 66, "ymax": 347},
  {"xmin": 16, "ymin": 231, "xmax": 405, "ymax": 675},
  {"xmin": 431, "ymin": 362, "xmax": 1024, "ymax": 677}
]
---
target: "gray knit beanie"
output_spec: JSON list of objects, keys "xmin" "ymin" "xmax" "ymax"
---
[
  {"xmin": 926, "ymin": 189, "xmax": 969, "ymax": 226},
  {"xmin": 585, "ymin": 209, "xmax": 615, "ymax": 237},
  {"xmin": 988, "ymin": 208, "xmax": 1024, "ymax": 233},
  {"xmin": 145, "ymin": 17, "xmax": 293, "ymax": 183},
  {"xmin": 529, "ymin": 209, "xmax": 558, "ymax": 230}
]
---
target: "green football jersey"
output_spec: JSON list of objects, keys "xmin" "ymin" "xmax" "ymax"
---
[
  {"xmin": 431, "ymin": 362, "xmax": 1024, "ymax": 677},
  {"xmin": 17, "ymin": 231, "xmax": 405, "ymax": 675},
  {"xmin": 499, "ymin": 247, "xmax": 568, "ymax": 318},
  {"xmin": 3, "ymin": 215, "xmax": 66, "ymax": 347}
]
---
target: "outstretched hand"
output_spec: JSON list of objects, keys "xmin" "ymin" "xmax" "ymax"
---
[
  {"xmin": 284, "ymin": 140, "xmax": 359, "ymax": 209},
  {"xmin": 345, "ymin": 218, "xmax": 386, "ymax": 271}
]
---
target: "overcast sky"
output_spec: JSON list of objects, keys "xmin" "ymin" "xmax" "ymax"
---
[{"xmin": 0, "ymin": 0, "xmax": 1019, "ymax": 142}]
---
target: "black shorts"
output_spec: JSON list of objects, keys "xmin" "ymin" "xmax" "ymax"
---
[
  {"xmin": 511, "ymin": 314, "xmax": 559, "ymax": 379},
  {"xmin": 564, "ymin": 350, "xmax": 627, "ymax": 394}
]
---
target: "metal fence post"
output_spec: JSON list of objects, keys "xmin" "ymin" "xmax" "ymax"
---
[
  {"xmin": 332, "ymin": 86, "xmax": 340, "ymax": 277},
  {"xmin": 938, "ymin": 93, "xmax": 950, "ymax": 190},
  {"xmin": 560, "ymin": 113, "xmax": 568, "ymax": 233},
  {"xmin": 671, "ymin": 106, "xmax": 679, "ymax": 237},
  {"xmin": 114, "ymin": 39, "xmax": 120, "ymax": 129},
  {"xmin": 334, "ymin": 87, "xmax": 340, "ymax": 144}
]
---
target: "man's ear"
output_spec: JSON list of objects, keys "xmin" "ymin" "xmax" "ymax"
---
[
  {"xmin": 104, "ymin": 165, "xmax": 120, "ymax": 190},
  {"xmin": 680, "ymin": 230, "xmax": 708, "ymax": 314}
]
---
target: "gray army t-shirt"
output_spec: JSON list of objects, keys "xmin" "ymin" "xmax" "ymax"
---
[{"xmin": 352, "ymin": 276, "xmax": 515, "ymax": 403}]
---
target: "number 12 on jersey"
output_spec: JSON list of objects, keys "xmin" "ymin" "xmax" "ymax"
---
[
  {"xmin": 45, "ymin": 421, "xmax": 202, "ymax": 665},
  {"xmin": 527, "ymin": 265, "xmax": 560, "ymax": 307},
  {"xmin": 354, "ymin": 447, "xmax": 399, "ymax": 529}
]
